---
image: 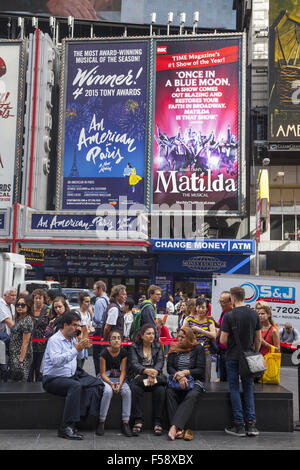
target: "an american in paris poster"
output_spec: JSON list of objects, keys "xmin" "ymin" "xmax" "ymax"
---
[
  {"xmin": 152, "ymin": 37, "xmax": 242, "ymax": 213},
  {"xmin": 60, "ymin": 40, "xmax": 148, "ymax": 210}
]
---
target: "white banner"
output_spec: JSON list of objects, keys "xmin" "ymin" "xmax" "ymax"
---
[
  {"xmin": 212, "ymin": 274, "xmax": 300, "ymax": 333},
  {"xmin": 0, "ymin": 43, "xmax": 21, "ymax": 208}
]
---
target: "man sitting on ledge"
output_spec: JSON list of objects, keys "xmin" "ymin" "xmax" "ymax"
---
[{"xmin": 42, "ymin": 311, "xmax": 104, "ymax": 440}]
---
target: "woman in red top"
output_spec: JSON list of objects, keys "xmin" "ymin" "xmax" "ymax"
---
[
  {"xmin": 255, "ymin": 301, "xmax": 280, "ymax": 356},
  {"xmin": 157, "ymin": 318, "xmax": 172, "ymax": 357}
]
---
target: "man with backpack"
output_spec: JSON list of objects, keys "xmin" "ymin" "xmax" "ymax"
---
[
  {"xmin": 92, "ymin": 281, "xmax": 109, "ymax": 376},
  {"xmin": 130, "ymin": 285, "xmax": 161, "ymax": 340},
  {"xmin": 102, "ymin": 285, "xmax": 127, "ymax": 341}
]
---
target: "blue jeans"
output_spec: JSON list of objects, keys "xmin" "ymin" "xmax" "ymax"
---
[{"xmin": 226, "ymin": 360, "xmax": 256, "ymax": 424}]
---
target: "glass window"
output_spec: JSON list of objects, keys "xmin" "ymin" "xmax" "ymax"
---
[
  {"xmin": 295, "ymin": 189, "xmax": 300, "ymax": 212},
  {"xmin": 270, "ymin": 215, "xmax": 282, "ymax": 240},
  {"xmin": 269, "ymin": 188, "xmax": 281, "ymax": 210},
  {"xmin": 281, "ymin": 189, "xmax": 295, "ymax": 212},
  {"xmin": 297, "ymin": 216, "xmax": 300, "ymax": 240},
  {"xmin": 283, "ymin": 215, "xmax": 295, "ymax": 240}
]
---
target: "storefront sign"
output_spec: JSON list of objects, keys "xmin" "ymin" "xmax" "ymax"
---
[
  {"xmin": 26, "ymin": 250, "xmax": 154, "ymax": 277},
  {"xmin": 158, "ymin": 253, "xmax": 250, "ymax": 275},
  {"xmin": 29, "ymin": 211, "xmax": 147, "ymax": 237},
  {"xmin": 57, "ymin": 39, "xmax": 149, "ymax": 210},
  {"xmin": 152, "ymin": 35, "xmax": 245, "ymax": 214},
  {"xmin": 152, "ymin": 238, "xmax": 255, "ymax": 254}
]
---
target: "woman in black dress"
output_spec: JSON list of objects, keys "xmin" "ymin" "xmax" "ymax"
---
[
  {"xmin": 28, "ymin": 289, "xmax": 49, "ymax": 382},
  {"xmin": 9, "ymin": 296, "xmax": 34, "ymax": 381}
]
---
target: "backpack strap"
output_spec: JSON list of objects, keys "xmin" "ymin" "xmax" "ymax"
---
[{"xmin": 262, "ymin": 326, "xmax": 273, "ymax": 340}]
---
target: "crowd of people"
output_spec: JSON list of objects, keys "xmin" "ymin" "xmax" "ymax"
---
[{"xmin": 0, "ymin": 281, "xmax": 291, "ymax": 440}]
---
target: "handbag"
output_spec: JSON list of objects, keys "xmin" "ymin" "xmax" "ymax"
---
[
  {"xmin": 259, "ymin": 346, "xmax": 281, "ymax": 384},
  {"xmin": 230, "ymin": 314, "xmax": 267, "ymax": 379},
  {"xmin": 167, "ymin": 374, "xmax": 195, "ymax": 390}
]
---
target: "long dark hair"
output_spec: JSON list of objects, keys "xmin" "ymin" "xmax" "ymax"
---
[
  {"xmin": 15, "ymin": 295, "xmax": 34, "ymax": 321},
  {"xmin": 49, "ymin": 296, "xmax": 70, "ymax": 320},
  {"xmin": 134, "ymin": 323, "xmax": 158, "ymax": 345}
]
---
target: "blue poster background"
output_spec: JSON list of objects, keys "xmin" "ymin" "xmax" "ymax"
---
[{"xmin": 62, "ymin": 41, "xmax": 148, "ymax": 210}]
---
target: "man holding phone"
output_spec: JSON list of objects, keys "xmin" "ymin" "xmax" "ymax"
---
[{"xmin": 42, "ymin": 311, "xmax": 104, "ymax": 440}]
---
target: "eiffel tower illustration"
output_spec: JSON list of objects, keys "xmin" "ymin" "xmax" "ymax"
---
[{"xmin": 69, "ymin": 147, "xmax": 80, "ymax": 177}]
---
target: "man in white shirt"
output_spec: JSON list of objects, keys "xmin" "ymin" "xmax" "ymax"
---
[
  {"xmin": 43, "ymin": 311, "xmax": 104, "ymax": 440},
  {"xmin": 0, "ymin": 287, "xmax": 16, "ymax": 335},
  {"xmin": 166, "ymin": 295, "xmax": 175, "ymax": 315}
]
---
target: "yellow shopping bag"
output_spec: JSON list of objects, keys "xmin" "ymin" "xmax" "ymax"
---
[{"xmin": 259, "ymin": 346, "xmax": 281, "ymax": 384}]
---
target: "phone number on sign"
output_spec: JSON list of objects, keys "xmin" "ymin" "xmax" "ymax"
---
[{"xmin": 272, "ymin": 306, "xmax": 300, "ymax": 315}]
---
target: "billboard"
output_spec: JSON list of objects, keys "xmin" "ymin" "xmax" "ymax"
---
[
  {"xmin": 269, "ymin": 0, "xmax": 300, "ymax": 142},
  {"xmin": 56, "ymin": 38, "xmax": 149, "ymax": 210},
  {"xmin": 152, "ymin": 35, "xmax": 245, "ymax": 214},
  {"xmin": 0, "ymin": 40, "xmax": 26, "ymax": 209},
  {"xmin": 211, "ymin": 273, "xmax": 300, "ymax": 332},
  {"xmin": 1, "ymin": 0, "xmax": 236, "ymax": 29}
]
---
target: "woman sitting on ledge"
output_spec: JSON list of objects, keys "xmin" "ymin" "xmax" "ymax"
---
[
  {"xmin": 127, "ymin": 323, "xmax": 166, "ymax": 436},
  {"xmin": 166, "ymin": 327, "xmax": 206, "ymax": 441}
]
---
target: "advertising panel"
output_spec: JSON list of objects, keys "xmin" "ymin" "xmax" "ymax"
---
[
  {"xmin": 152, "ymin": 35, "xmax": 245, "ymax": 214},
  {"xmin": 211, "ymin": 273, "xmax": 300, "ymax": 332},
  {"xmin": 269, "ymin": 0, "xmax": 300, "ymax": 142},
  {"xmin": 0, "ymin": 41, "xmax": 25, "ymax": 208},
  {"xmin": 158, "ymin": 254, "xmax": 250, "ymax": 275},
  {"xmin": 57, "ymin": 39, "xmax": 149, "ymax": 210},
  {"xmin": 1, "ymin": 0, "xmax": 236, "ymax": 29},
  {"xmin": 24, "ymin": 250, "xmax": 154, "ymax": 277}
]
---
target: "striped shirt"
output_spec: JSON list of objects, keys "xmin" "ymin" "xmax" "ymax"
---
[
  {"xmin": 185, "ymin": 316, "xmax": 214, "ymax": 354},
  {"xmin": 176, "ymin": 351, "xmax": 204, "ymax": 389}
]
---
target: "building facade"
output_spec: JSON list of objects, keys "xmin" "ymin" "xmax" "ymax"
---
[{"xmin": 1, "ymin": 1, "xmax": 296, "ymax": 306}]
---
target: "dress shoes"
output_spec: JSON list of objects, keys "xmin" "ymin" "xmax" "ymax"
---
[
  {"xmin": 121, "ymin": 422, "xmax": 133, "ymax": 437},
  {"xmin": 58, "ymin": 425, "xmax": 84, "ymax": 440},
  {"xmin": 95, "ymin": 422, "xmax": 105, "ymax": 436}
]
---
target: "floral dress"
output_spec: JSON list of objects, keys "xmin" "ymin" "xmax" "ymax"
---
[{"xmin": 9, "ymin": 316, "xmax": 33, "ymax": 381}]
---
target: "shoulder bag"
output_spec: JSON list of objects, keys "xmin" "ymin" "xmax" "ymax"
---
[
  {"xmin": 229, "ymin": 314, "xmax": 267, "ymax": 379},
  {"xmin": 167, "ymin": 374, "xmax": 195, "ymax": 390}
]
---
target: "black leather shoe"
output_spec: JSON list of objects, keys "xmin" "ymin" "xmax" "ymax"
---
[
  {"xmin": 58, "ymin": 426, "xmax": 84, "ymax": 440},
  {"xmin": 72, "ymin": 426, "xmax": 83, "ymax": 439},
  {"xmin": 95, "ymin": 422, "xmax": 105, "ymax": 436},
  {"xmin": 121, "ymin": 422, "xmax": 133, "ymax": 437}
]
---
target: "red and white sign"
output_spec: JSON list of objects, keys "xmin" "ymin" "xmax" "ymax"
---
[
  {"xmin": 0, "ymin": 44, "xmax": 21, "ymax": 208},
  {"xmin": 156, "ymin": 46, "xmax": 167, "ymax": 54}
]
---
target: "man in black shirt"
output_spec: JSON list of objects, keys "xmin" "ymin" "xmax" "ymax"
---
[{"xmin": 220, "ymin": 286, "xmax": 261, "ymax": 437}]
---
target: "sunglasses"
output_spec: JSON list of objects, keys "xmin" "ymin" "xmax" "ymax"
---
[{"xmin": 16, "ymin": 303, "xmax": 27, "ymax": 308}]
